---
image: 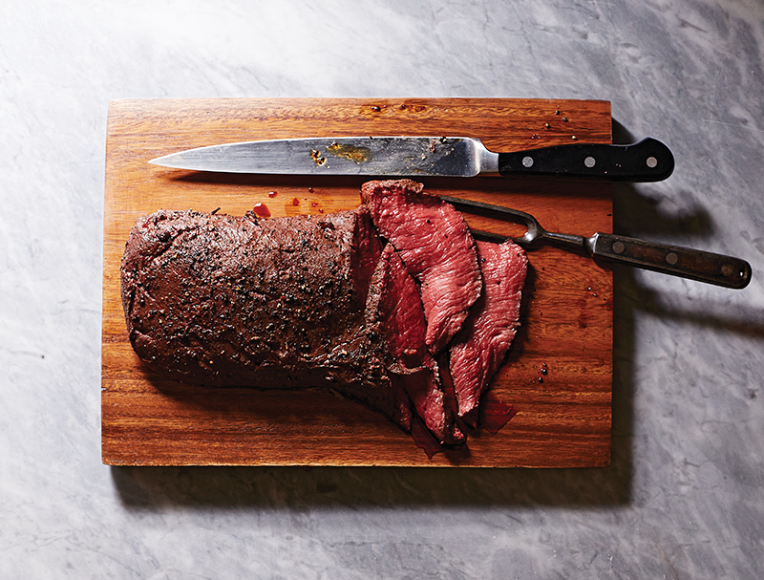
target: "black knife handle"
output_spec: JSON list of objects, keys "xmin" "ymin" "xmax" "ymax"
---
[
  {"xmin": 589, "ymin": 233, "xmax": 752, "ymax": 289},
  {"xmin": 498, "ymin": 138, "xmax": 675, "ymax": 182}
]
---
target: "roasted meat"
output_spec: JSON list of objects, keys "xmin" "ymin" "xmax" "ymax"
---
[{"xmin": 120, "ymin": 181, "xmax": 526, "ymax": 453}]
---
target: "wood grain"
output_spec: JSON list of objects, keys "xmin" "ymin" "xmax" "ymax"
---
[{"xmin": 102, "ymin": 98, "xmax": 613, "ymax": 467}]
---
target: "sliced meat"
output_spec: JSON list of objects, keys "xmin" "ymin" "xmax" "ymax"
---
[
  {"xmin": 121, "ymin": 188, "xmax": 523, "ymax": 453},
  {"xmin": 120, "ymin": 206, "xmax": 463, "ymax": 445},
  {"xmin": 361, "ymin": 179, "xmax": 482, "ymax": 356},
  {"xmin": 368, "ymin": 244, "xmax": 464, "ymax": 445},
  {"xmin": 448, "ymin": 239, "xmax": 527, "ymax": 425}
]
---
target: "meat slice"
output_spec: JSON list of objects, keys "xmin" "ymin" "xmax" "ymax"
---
[
  {"xmin": 120, "ymin": 207, "xmax": 411, "ymax": 425},
  {"xmin": 370, "ymin": 244, "xmax": 429, "ymax": 369},
  {"xmin": 447, "ymin": 239, "xmax": 527, "ymax": 425},
  {"xmin": 367, "ymin": 244, "xmax": 464, "ymax": 445},
  {"xmin": 361, "ymin": 180, "xmax": 482, "ymax": 356}
]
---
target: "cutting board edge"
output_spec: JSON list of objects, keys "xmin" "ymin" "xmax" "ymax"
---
[{"xmin": 101, "ymin": 97, "xmax": 614, "ymax": 468}]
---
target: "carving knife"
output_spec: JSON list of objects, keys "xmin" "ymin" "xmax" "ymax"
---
[{"xmin": 149, "ymin": 136, "xmax": 674, "ymax": 181}]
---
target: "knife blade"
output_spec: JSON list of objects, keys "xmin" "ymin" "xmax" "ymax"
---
[{"xmin": 149, "ymin": 136, "xmax": 674, "ymax": 182}]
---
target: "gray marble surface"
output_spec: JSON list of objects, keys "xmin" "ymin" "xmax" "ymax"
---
[{"xmin": 2, "ymin": 0, "xmax": 763, "ymax": 578}]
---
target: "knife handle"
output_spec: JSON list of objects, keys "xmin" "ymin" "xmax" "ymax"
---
[
  {"xmin": 498, "ymin": 138, "xmax": 675, "ymax": 182},
  {"xmin": 588, "ymin": 233, "xmax": 751, "ymax": 289}
]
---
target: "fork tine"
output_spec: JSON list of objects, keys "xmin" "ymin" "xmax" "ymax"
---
[
  {"xmin": 469, "ymin": 229, "xmax": 510, "ymax": 243},
  {"xmin": 439, "ymin": 195, "xmax": 537, "ymax": 222},
  {"xmin": 439, "ymin": 195, "xmax": 539, "ymax": 246}
]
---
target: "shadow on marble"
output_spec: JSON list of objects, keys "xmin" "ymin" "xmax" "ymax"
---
[
  {"xmin": 612, "ymin": 119, "xmax": 712, "ymax": 239},
  {"xmin": 110, "ymin": 455, "xmax": 633, "ymax": 509},
  {"xmin": 611, "ymin": 123, "xmax": 763, "ymax": 332},
  {"xmin": 621, "ymin": 276, "xmax": 764, "ymax": 339}
]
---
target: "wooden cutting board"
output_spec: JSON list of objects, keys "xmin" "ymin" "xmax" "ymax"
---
[{"xmin": 102, "ymin": 98, "xmax": 613, "ymax": 467}]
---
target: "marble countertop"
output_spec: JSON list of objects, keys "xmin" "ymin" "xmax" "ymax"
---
[{"xmin": 2, "ymin": 0, "xmax": 763, "ymax": 577}]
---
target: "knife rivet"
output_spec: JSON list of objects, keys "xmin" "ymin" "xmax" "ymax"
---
[
  {"xmin": 666, "ymin": 252, "xmax": 678, "ymax": 266},
  {"xmin": 721, "ymin": 264, "xmax": 734, "ymax": 277},
  {"xmin": 584, "ymin": 156, "xmax": 596, "ymax": 168},
  {"xmin": 612, "ymin": 241, "xmax": 625, "ymax": 254},
  {"xmin": 522, "ymin": 156, "xmax": 534, "ymax": 168},
  {"xmin": 646, "ymin": 156, "xmax": 658, "ymax": 168}
]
